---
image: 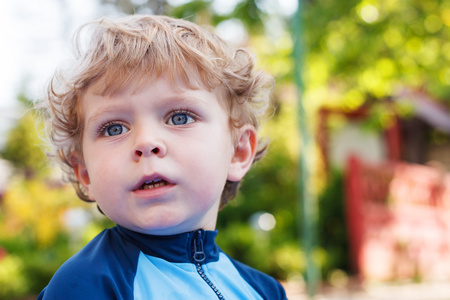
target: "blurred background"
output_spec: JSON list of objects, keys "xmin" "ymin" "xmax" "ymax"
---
[{"xmin": 2, "ymin": 0, "xmax": 450, "ymax": 299}]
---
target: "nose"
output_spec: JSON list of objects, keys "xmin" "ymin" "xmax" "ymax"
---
[{"xmin": 132, "ymin": 140, "xmax": 167, "ymax": 161}]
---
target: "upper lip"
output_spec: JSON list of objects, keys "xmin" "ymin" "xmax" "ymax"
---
[{"xmin": 132, "ymin": 174, "xmax": 172, "ymax": 190}]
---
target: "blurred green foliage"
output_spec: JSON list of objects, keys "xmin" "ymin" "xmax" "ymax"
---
[
  {"xmin": 0, "ymin": 176, "xmax": 83, "ymax": 298},
  {"xmin": 302, "ymin": 0, "xmax": 450, "ymax": 112},
  {"xmin": 317, "ymin": 169, "xmax": 348, "ymax": 276},
  {"xmin": 1, "ymin": 110, "xmax": 47, "ymax": 177}
]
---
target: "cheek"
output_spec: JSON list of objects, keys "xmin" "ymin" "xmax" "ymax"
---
[
  {"xmin": 85, "ymin": 141, "xmax": 123, "ymax": 169},
  {"xmin": 84, "ymin": 151, "xmax": 122, "ymax": 191},
  {"xmin": 190, "ymin": 145, "xmax": 232, "ymax": 189}
]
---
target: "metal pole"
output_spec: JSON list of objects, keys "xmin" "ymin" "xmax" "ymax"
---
[{"xmin": 292, "ymin": 0, "xmax": 320, "ymax": 298}]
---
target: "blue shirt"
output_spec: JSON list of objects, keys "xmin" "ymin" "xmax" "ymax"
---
[{"xmin": 38, "ymin": 226, "xmax": 287, "ymax": 299}]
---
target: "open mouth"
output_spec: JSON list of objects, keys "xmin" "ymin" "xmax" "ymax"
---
[{"xmin": 139, "ymin": 178, "xmax": 169, "ymax": 190}]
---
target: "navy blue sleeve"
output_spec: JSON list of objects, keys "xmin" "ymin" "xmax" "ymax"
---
[
  {"xmin": 228, "ymin": 256, "xmax": 287, "ymax": 300},
  {"xmin": 38, "ymin": 228, "xmax": 139, "ymax": 300}
]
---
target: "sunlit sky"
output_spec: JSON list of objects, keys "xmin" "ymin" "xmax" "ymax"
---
[
  {"xmin": 0, "ymin": 0, "xmax": 101, "ymax": 145},
  {"xmin": 0, "ymin": 0, "xmax": 297, "ymax": 146}
]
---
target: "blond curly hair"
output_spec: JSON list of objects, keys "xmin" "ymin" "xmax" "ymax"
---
[{"xmin": 44, "ymin": 15, "xmax": 273, "ymax": 209}]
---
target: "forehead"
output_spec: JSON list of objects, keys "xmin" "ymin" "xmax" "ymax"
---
[
  {"xmin": 80, "ymin": 74, "xmax": 229, "ymax": 116},
  {"xmin": 88, "ymin": 61, "xmax": 214, "ymax": 94},
  {"xmin": 81, "ymin": 71, "xmax": 230, "ymax": 113}
]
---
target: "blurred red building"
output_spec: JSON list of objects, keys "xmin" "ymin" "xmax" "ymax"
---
[{"xmin": 318, "ymin": 89, "xmax": 450, "ymax": 281}]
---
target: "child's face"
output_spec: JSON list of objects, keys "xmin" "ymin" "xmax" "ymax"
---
[{"xmin": 73, "ymin": 75, "xmax": 253, "ymax": 235}]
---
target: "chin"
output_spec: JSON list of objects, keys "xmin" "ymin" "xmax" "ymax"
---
[{"xmin": 132, "ymin": 219, "xmax": 186, "ymax": 235}]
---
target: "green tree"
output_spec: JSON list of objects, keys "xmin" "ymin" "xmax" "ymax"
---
[
  {"xmin": 1, "ymin": 109, "xmax": 48, "ymax": 177},
  {"xmin": 302, "ymin": 0, "xmax": 450, "ymax": 109}
]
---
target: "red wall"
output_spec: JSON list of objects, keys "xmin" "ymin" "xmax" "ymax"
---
[{"xmin": 346, "ymin": 156, "xmax": 450, "ymax": 281}]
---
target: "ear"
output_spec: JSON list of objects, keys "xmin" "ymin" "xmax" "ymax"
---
[
  {"xmin": 70, "ymin": 151, "xmax": 94, "ymax": 200},
  {"xmin": 227, "ymin": 125, "xmax": 258, "ymax": 182}
]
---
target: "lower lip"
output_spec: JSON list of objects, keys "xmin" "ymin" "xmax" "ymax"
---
[{"xmin": 132, "ymin": 183, "xmax": 175, "ymax": 199}]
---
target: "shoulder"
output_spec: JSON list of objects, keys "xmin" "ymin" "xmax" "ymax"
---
[
  {"xmin": 226, "ymin": 255, "xmax": 287, "ymax": 300},
  {"xmin": 38, "ymin": 227, "xmax": 140, "ymax": 299}
]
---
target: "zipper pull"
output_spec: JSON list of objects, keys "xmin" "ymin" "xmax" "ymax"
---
[{"xmin": 193, "ymin": 230, "xmax": 206, "ymax": 263}]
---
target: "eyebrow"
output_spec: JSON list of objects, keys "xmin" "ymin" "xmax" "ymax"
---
[
  {"xmin": 162, "ymin": 94, "xmax": 206, "ymax": 107},
  {"xmin": 85, "ymin": 95, "xmax": 206, "ymax": 124},
  {"xmin": 86, "ymin": 104, "xmax": 132, "ymax": 127}
]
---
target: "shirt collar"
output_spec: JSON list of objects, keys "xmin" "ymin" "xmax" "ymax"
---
[{"xmin": 116, "ymin": 225, "xmax": 220, "ymax": 264}]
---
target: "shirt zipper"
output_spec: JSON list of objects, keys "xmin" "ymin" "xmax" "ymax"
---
[{"xmin": 192, "ymin": 230, "xmax": 225, "ymax": 300}]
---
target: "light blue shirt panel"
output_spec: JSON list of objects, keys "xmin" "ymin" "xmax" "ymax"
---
[
  {"xmin": 133, "ymin": 252, "xmax": 263, "ymax": 299},
  {"xmin": 202, "ymin": 254, "xmax": 263, "ymax": 300}
]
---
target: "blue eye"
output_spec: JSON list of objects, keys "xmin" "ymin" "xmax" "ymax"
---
[
  {"xmin": 104, "ymin": 124, "xmax": 128, "ymax": 136},
  {"xmin": 168, "ymin": 113, "xmax": 195, "ymax": 125}
]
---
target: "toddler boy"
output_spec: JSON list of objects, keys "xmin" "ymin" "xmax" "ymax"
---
[{"xmin": 38, "ymin": 14, "xmax": 286, "ymax": 299}]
